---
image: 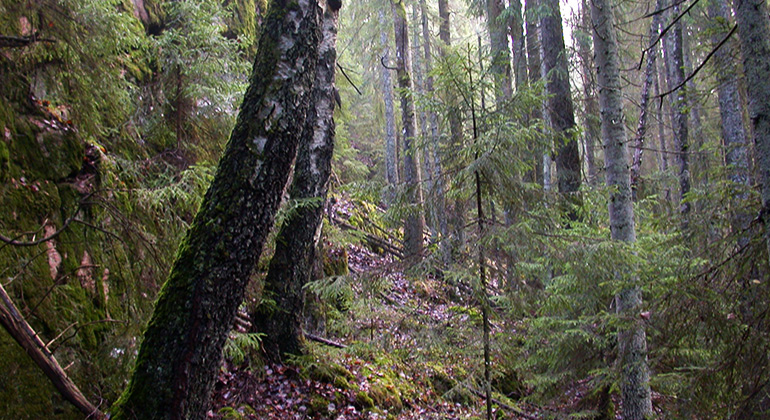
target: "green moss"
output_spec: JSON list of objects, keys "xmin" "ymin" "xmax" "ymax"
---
[
  {"xmin": 323, "ymin": 245, "xmax": 348, "ymax": 276},
  {"xmin": 8, "ymin": 117, "xmax": 82, "ymax": 181},
  {"xmin": 355, "ymin": 391, "xmax": 374, "ymax": 409}
]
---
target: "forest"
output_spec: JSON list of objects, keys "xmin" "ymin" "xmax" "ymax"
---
[{"xmin": 0, "ymin": 0, "xmax": 769, "ymax": 418}]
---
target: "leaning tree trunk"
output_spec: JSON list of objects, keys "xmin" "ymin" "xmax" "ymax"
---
[
  {"xmin": 110, "ymin": 1, "xmax": 322, "ymax": 418},
  {"xmin": 380, "ymin": 9, "xmax": 399, "ymax": 194},
  {"xmin": 392, "ymin": 0, "xmax": 426, "ymax": 261},
  {"xmin": 708, "ymin": 0, "xmax": 751, "ymax": 242},
  {"xmin": 253, "ymin": 4, "xmax": 338, "ymax": 363},
  {"xmin": 732, "ymin": 0, "xmax": 770, "ymax": 266},
  {"xmin": 662, "ymin": 0, "xmax": 691, "ymax": 223},
  {"xmin": 540, "ymin": 0, "xmax": 581, "ymax": 195},
  {"xmin": 591, "ymin": 0, "xmax": 653, "ymax": 418}
]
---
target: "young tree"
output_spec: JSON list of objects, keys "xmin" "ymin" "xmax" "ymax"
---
[
  {"xmin": 391, "ymin": 0, "xmax": 426, "ymax": 261},
  {"xmin": 253, "ymin": 3, "xmax": 339, "ymax": 362},
  {"xmin": 591, "ymin": 0, "xmax": 653, "ymax": 417},
  {"xmin": 110, "ymin": 0, "xmax": 324, "ymax": 417}
]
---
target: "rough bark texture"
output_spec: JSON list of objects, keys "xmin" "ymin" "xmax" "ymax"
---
[
  {"xmin": 630, "ymin": 0, "xmax": 665, "ymax": 198},
  {"xmin": 380, "ymin": 9, "xmax": 399, "ymax": 191},
  {"xmin": 732, "ymin": 0, "xmax": 770, "ymax": 264},
  {"xmin": 110, "ymin": 1, "xmax": 322, "ymax": 418},
  {"xmin": 591, "ymin": 0, "xmax": 653, "ymax": 418},
  {"xmin": 578, "ymin": 0, "xmax": 600, "ymax": 187},
  {"xmin": 486, "ymin": 0, "xmax": 513, "ymax": 102},
  {"xmin": 709, "ymin": 0, "xmax": 751, "ymax": 239},
  {"xmin": 663, "ymin": 0, "xmax": 691, "ymax": 221},
  {"xmin": 392, "ymin": 0, "xmax": 426, "ymax": 261},
  {"xmin": 540, "ymin": 0, "xmax": 581, "ymax": 194},
  {"xmin": 254, "ymin": 4, "xmax": 337, "ymax": 362}
]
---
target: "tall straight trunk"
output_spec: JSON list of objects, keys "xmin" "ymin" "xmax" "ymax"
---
[
  {"xmin": 682, "ymin": 25, "xmax": 706, "ymax": 185},
  {"xmin": 578, "ymin": 0, "xmax": 600, "ymax": 186},
  {"xmin": 421, "ymin": 0, "xmax": 450, "ymax": 265},
  {"xmin": 591, "ymin": 0, "xmax": 653, "ymax": 418},
  {"xmin": 439, "ymin": 0, "xmax": 466, "ymax": 257},
  {"xmin": 525, "ymin": 0, "xmax": 545, "ymax": 187},
  {"xmin": 733, "ymin": 0, "xmax": 770, "ymax": 271},
  {"xmin": 630, "ymin": 0, "xmax": 665, "ymax": 198},
  {"xmin": 392, "ymin": 0, "xmax": 426, "ymax": 261},
  {"xmin": 509, "ymin": 0, "xmax": 528, "ymax": 91},
  {"xmin": 709, "ymin": 0, "xmax": 751, "ymax": 240},
  {"xmin": 540, "ymin": 0, "xmax": 581, "ymax": 194},
  {"xmin": 412, "ymin": 3, "xmax": 434, "ymax": 207},
  {"xmin": 655, "ymin": 51, "xmax": 669, "ymax": 174},
  {"xmin": 662, "ymin": 0, "xmax": 691, "ymax": 222},
  {"xmin": 486, "ymin": 0, "xmax": 513, "ymax": 103},
  {"xmin": 380, "ymin": 9, "xmax": 399, "ymax": 191},
  {"xmin": 111, "ymin": 0, "xmax": 322, "ymax": 418},
  {"xmin": 254, "ymin": 4, "xmax": 338, "ymax": 362}
]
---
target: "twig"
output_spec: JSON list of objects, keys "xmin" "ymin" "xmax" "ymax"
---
[
  {"xmin": 336, "ymin": 63, "xmax": 363, "ymax": 95},
  {"xmin": 304, "ymin": 331, "xmax": 347, "ymax": 348}
]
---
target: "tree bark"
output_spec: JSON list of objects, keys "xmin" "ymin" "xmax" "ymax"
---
[
  {"xmin": 733, "ymin": 0, "xmax": 770, "ymax": 279},
  {"xmin": 630, "ymin": 0, "xmax": 665, "ymax": 199},
  {"xmin": 486, "ymin": 0, "xmax": 513, "ymax": 103},
  {"xmin": 380, "ymin": 9, "xmax": 399, "ymax": 193},
  {"xmin": 111, "ymin": 1, "xmax": 322, "ymax": 418},
  {"xmin": 591, "ymin": 0, "xmax": 653, "ymax": 418},
  {"xmin": 254, "ymin": 4, "xmax": 338, "ymax": 362},
  {"xmin": 662, "ymin": 0, "xmax": 691, "ymax": 223},
  {"xmin": 540, "ymin": 0, "xmax": 581, "ymax": 195},
  {"xmin": 709, "ymin": 0, "xmax": 751, "ymax": 241},
  {"xmin": 578, "ymin": 0, "xmax": 600, "ymax": 187},
  {"xmin": 392, "ymin": 0, "xmax": 426, "ymax": 261},
  {"xmin": 525, "ymin": 0, "xmax": 545, "ymax": 187},
  {"xmin": 509, "ymin": 0, "xmax": 528, "ymax": 92}
]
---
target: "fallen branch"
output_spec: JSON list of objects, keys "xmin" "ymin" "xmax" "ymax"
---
[
  {"xmin": 304, "ymin": 331, "xmax": 347, "ymax": 349},
  {"xmin": 466, "ymin": 386, "xmax": 539, "ymax": 420},
  {"xmin": 0, "ymin": 283, "xmax": 106, "ymax": 419},
  {"xmin": 331, "ymin": 216, "xmax": 404, "ymax": 259}
]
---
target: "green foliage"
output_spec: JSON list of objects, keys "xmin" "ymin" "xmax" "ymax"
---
[{"xmin": 223, "ymin": 332, "xmax": 264, "ymax": 366}]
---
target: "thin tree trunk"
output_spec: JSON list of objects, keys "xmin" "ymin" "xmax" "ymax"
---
[
  {"xmin": 525, "ymin": 0, "xmax": 545, "ymax": 187},
  {"xmin": 509, "ymin": 0, "xmax": 528, "ymax": 92},
  {"xmin": 630, "ymin": 0, "xmax": 665, "ymax": 199},
  {"xmin": 662, "ymin": 0, "xmax": 691, "ymax": 223},
  {"xmin": 254, "ymin": 5, "xmax": 338, "ymax": 362},
  {"xmin": 578, "ymin": 0, "xmax": 600, "ymax": 187},
  {"xmin": 709, "ymin": 0, "xmax": 751, "ymax": 241},
  {"xmin": 682, "ymin": 25, "xmax": 706, "ymax": 186},
  {"xmin": 540, "ymin": 0, "xmax": 581, "ymax": 195},
  {"xmin": 655, "ymin": 50, "xmax": 669, "ymax": 174},
  {"xmin": 591, "ymin": 0, "xmax": 653, "ymax": 418},
  {"xmin": 392, "ymin": 0, "xmax": 426, "ymax": 261},
  {"xmin": 111, "ymin": 1, "xmax": 322, "ymax": 418},
  {"xmin": 380, "ymin": 9, "xmax": 399, "ymax": 193},
  {"xmin": 412, "ymin": 3, "xmax": 434, "ymax": 218},
  {"xmin": 421, "ymin": 0, "xmax": 450, "ymax": 266}
]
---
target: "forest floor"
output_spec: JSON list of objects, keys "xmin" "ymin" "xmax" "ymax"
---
[{"xmin": 208, "ymin": 198, "xmax": 596, "ymax": 420}]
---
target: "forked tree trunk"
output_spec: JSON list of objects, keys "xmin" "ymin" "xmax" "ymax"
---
[
  {"xmin": 254, "ymin": 4, "xmax": 338, "ymax": 362},
  {"xmin": 540, "ymin": 0, "xmax": 581, "ymax": 195},
  {"xmin": 591, "ymin": 0, "xmax": 653, "ymax": 418},
  {"xmin": 111, "ymin": 1, "xmax": 322, "ymax": 418},
  {"xmin": 391, "ymin": 0, "xmax": 426, "ymax": 261}
]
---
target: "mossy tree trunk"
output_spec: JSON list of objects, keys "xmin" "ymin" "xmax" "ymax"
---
[
  {"xmin": 591, "ymin": 0, "xmax": 653, "ymax": 417},
  {"xmin": 254, "ymin": 4, "xmax": 338, "ymax": 363},
  {"xmin": 110, "ymin": 1, "xmax": 322, "ymax": 418}
]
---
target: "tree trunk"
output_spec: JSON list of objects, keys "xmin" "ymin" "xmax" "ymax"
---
[
  {"xmin": 709, "ymin": 0, "xmax": 751, "ymax": 241},
  {"xmin": 486, "ymin": 0, "xmax": 513, "ymax": 103},
  {"xmin": 392, "ymin": 0, "xmax": 426, "ymax": 261},
  {"xmin": 630, "ymin": 0, "xmax": 664, "ymax": 199},
  {"xmin": 253, "ymin": 4, "xmax": 338, "ymax": 362},
  {"xmin": 540, "ymin": 0, "xmax": 581, "ymax": 195},
  {"xmin": 509, "ymin": 0, "xmax": 528, "ymax": 92},
  {"xmin": 591, "ymin": 0, "xmax": 653, "ymax": 418},
  {"xmin": 110, "ymin": 1, "xmax": 322, "ymax": 418},
  {"xmin": 525, "ymin": 0, "xmax": 545, "ymax": 186},
  {"xmin": 655, "ymin": 50, "xmax": 669, "ymax": 174},
  {"xmin": 421, "ymin": 0, "xmax": 450, "ymax": 266},
  {"xmin": 682, "ymin": 24, "xmax": 706, "ymax": 187},
  {"xmin": 380, "ymin": 9, "xmax": 399, "ymax": 193},
  {"xmin": 578, "ymin": 0, "xmax": 600, "ymax": 187},
  {"xmin": 662, "ymin": 0, "xmax": 691, "ymax": 223}
]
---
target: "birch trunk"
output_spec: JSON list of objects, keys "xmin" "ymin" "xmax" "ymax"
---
[
  {"xmin": 591, "ymin": 0, "xmax": 653, "ymax": 417},
  {"xmin": 111, "ymin": 0, "xmax": 322, "ymax": 417}
]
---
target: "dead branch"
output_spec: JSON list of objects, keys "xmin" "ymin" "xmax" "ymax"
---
[
  {"xmin": 0, "ymin": 283, "xmax": 106, "ymax": 419},
  {"xmin": 304, "ymin": 331, "xmax": 348, "ymax": 349}
]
